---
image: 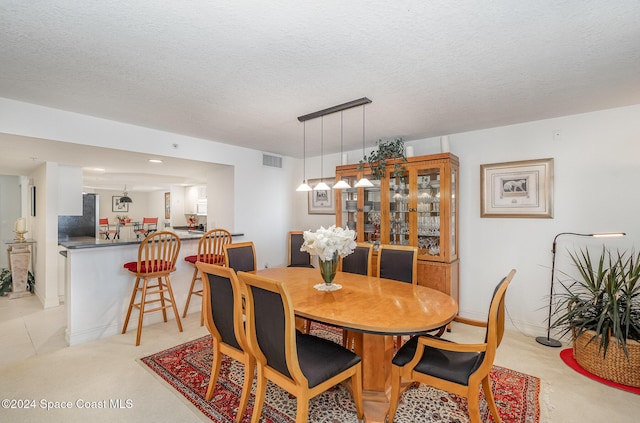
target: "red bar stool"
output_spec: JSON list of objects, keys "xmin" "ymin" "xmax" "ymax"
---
[
  {"xmin": 122, "ymin": 231, "xmax": 183, "ymax": 346},
  {"xmin": 182, "ymin": 228, "xmax": 232, "ymax": 325}
]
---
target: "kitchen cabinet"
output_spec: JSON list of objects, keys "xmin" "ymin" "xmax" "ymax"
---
[{"xmin": 335, "ymin": 152, "xmax": 459, "ymax": 301}]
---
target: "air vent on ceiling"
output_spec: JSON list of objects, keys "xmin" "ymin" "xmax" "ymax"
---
[{"xmin": 262, "ymin": 154, "xmax": 282, "ymax": 168}]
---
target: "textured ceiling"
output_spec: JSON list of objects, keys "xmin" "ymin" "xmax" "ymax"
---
[{"xmin": 1, "ymin": 1, "xmax": 640, "ymax": 163}]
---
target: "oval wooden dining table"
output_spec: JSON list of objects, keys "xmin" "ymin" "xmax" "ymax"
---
[{"xmin": 256, "ymin": 267, "xmax": 458, "ymax": 423}]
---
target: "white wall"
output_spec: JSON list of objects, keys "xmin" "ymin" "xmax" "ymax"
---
[
  {"xmin": 294, "ymin": 104, "xmax": 640, "ymax": 337},
  {"xmin": 0, "ymin": 175, "xmax": 21, "ymax": 268}
]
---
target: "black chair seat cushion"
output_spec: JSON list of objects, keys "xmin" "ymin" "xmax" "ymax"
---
[
  {"xmin": 295, "ymin": 332, "xmax": 361, "ymax": 388},
  {"xmin": 184, "ymin": 254, "xmax": 224, "ymax": 264},
  {"xmin": 392, "ymin": 335, "xmax": 485, "ymax": 386},
  {"xmin": 287, "ymin": 263, "xmax": 314, "ymax": 268},
  {"xmin": 123, "ymin": 260, "xmax": 172, "ymax": 274}
]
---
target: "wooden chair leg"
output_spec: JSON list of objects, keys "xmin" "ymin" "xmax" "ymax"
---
[
  {"xmin": 467, "ymin": 382, "xmax": 482, "ymax": 423},
  {"xmin": 482, "ymin": 376, "xmax": 502, "ymax": 423},
  {"xmin": 157, "ymin": 277, "xmax": 168, "ymax": 322},
  {"xmin": 205, "ymin": 340, "xmax": 223, "ymax": 401},
  {"xmin": 182, "ymin": 266, "xmax": 198, "ymax": 317},
  {"xmin": 135, "ymin": 278, "xmax": 149, "ymax": 346},
  {"xmin": 236, "ymin": 355, "xmax": 255, "ymax": 423},
  {"xmin": 250, "ymin": 367, "xmax": 267, "ymax": 423},
  {"xmin": 122, "ymin": 276, "xmax": 141, "ymax": 334},
  {"xmin": 295, "ymin": 394, "xmax": 310, "ymax": 423},
  {"xmin": 164, "ymin": 276, "xmax": 183, "ymax": 332},
  {"xmin": 351, "ymin": 364, "xmax": 364, "ymax": 420}
]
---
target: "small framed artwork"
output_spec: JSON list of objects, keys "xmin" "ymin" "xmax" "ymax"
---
[
  {"xmin": 308, "ymin": 178, "xmax": 336, "ymax": 215},
  {"xmin": 480, "ymin": 158, "xmax": 554, "ymax": 218},
  {"xmin": 112, "ymin": 196, "xmax": 129, "ymax": 212},
  {"xmin": 164, "ymin": 192, "xmax": 171, "ymax": 219}
]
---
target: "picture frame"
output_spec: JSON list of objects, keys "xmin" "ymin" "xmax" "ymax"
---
[
  {"xmin": 30, "ymin": 185, "xmax": 36, "ymax": 217},
  {"xmin": 112, "ymin": 196, "xmax": 129, "ymax": 212},
  {"xmin": 164, "ymin": 192, "xmax": 171, "ymax": 219},
  {"xmin": 307, "ymin": 178, "xmax": 336, "ymax": 215},
  {"xmin": 480, "ymin": 158, "xmax": 554, "ymax": 218}
]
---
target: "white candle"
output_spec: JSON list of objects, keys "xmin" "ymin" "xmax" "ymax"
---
[
  {"xmin": 342, "ymin": 153, "xmax": 348, "ymax": 165},
  {"xmin": 405, "ymin": 146, "xmax": 415, "ymax": 157},
  {"xmin": 16, "ymin": 218, "xmax": 26, "ymax": 233}
]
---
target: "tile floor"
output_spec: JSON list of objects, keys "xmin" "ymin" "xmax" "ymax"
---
[{"xmin": 0, "ymin": 295, "xmax": 638, "ymax": 422}]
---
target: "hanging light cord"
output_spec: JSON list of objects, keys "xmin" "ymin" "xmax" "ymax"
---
[
  {"xmin": 303, "ymin": 121, "xmax": 307, "ymax": 181},
  {"xmin": 320, "ymin": 116, "xmax": 324, "ymax": 180}
]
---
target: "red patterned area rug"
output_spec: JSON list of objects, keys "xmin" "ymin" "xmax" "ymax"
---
[{"xmin": 141, "ymin": 325, "xmax": 540, "ymax": 422}]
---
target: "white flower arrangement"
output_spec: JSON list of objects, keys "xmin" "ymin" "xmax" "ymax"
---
[{"xmin": 301, "ymin": 225, "xmax": 357, "ymax": 262}]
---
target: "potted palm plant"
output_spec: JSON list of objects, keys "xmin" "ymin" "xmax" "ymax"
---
[{"xmin": 551, "ymin": 247, "xmax": 640, "ymax": 387}]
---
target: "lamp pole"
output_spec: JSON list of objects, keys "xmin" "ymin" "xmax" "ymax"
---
[{"xmin": 536, "ymin": 232, "xmax": 625, "ymax": 347}]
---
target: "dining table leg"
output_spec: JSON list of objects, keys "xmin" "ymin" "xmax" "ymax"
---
[{"xmin": 351, "ymin": 332, "xmax": 395, "ymax": 423}]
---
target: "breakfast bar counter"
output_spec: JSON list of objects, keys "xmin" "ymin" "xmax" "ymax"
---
[{"xmin": 59, "ymin": 231, "xmax": 243, "ymax": 346}]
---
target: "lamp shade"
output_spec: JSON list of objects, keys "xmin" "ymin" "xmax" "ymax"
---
[
  {"xmin": 333, "ymin": 179, "xmax": 351, "ymax": 189},
  {"xmin": 313, "ymin": 181, "xmax": 331, "ymax": 191},
  {"xmin": 296, "ymin": 181, "xmax": 312, "ymax": 192}
]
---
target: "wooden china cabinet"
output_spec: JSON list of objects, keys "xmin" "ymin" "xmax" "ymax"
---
[{"xmin": 335, "ymin": 152, "xmax": 459, "ymax": 303}]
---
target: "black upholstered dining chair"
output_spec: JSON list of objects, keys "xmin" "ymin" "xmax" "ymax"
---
[
  {"xmin": 287, "ymin": 231, "xmax": 314, "ymax": 268},
  {"xmin": 339, "ymin": 242, "xmax": 373, "ymax": 348},
  {"xmin": 339, "ymin": 242, "xmax": 373, "ymax": 276},
  {"xmin": 388, "ymin": 269, "xmax": 516, "ymax": 423},
  {"xmin": 237, "ymin": 271, "xmax": 364, "ymax": 423},
  {"xmin": 377, "ymin": 244, "xmax": 418, "ymax": 284},
  {"xmin": 223, "ymin": 241, "xmax": 256, "ymax": 273},
  {"xmin": 196, "ymin": 262, "xmax": 254, "ymax": 423}
]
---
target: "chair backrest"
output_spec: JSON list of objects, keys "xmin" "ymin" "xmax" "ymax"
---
[
  {"xmin": 224, "ymin": 242, "xmax": 257, "ymax": 273},
  {"xmin": 287, "ymin": 231, "xmax": 312, "ymax": 267},
  {"xmin": 133, "ymin": 231, "xmax": 181, "ymax": 275},
  {"xmin": 197, "ymin": 228, "xmax": 232, "ymax": 264},
  {"xmin": 377, "ymin": 244, "xmax": 418, "ymax": 284},
  {"xmin": 340, "ymin": 242, "xmax": 373, "ymax": 275},
  {"xmin": 237, "ymin": 271, "xmax": 306, "ymax": 385},
  {"xmin": 99, "ymin": 218, "xmax": 109, "ymax": 226},
  {"xmin": 196, "ymin": 262, "xmax": 248, "ymax": 352},
  {"xmin": 143, "ymin": 217, "xmax": 158, "ymax": 231},
  {"xmin": 478, "ymin": 269, "xmax": 516, "ymax": 374}
]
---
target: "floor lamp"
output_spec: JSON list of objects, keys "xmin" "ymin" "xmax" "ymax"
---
[{"xmin": 536, "ymin": 231, "xmax": 626, "ymax": 347}]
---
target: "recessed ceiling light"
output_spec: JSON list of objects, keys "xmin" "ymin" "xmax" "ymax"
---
[{"xmin": 149, "ymin": 159, "xmax": 163, "ymax": 163}]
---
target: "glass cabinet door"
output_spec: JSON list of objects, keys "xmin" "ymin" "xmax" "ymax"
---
[
  {"xmin": 416, "ymin": 167, "xmax": 442, "ymax": 258},
  {"xmin": 338, "ymin": 173, "xmax": 359, "ymax": 234},
  {"xmin": 387, "ymin": 171, "xmax": 410, "ymax": 245},
  {"xmin": 362, "ymin": 178, "xmax": 381, "ymax": 244}
]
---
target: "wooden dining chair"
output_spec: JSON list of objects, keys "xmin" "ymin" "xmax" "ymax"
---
[
  {"xmin": 133, "ymin": 217, "xmax": 158, "ymax": 240},
  {"xmin": 121, "ymin": 231, "xmax": 183, "ymax": 345},
  {"xmin": 339, "ymin": 242, "xmax": 373, "ymax": 275},
  {"xmin": 99, "ymin": 217, "xmax": 118, "ymax": 240},
  {"xmin": 223, "ymin": 242, "xmax": 256, "ymax": 273},
  {"xmin": 287, "ymin": 231, "xmax": 314, "ymax": 268},
  {"xmin": 182, "ymin": 228, "xmax": 232, "ymax": 325},
  {"xmin": 236, "ymin": 271, "xmax": 364, "ymax": 423},
  {"xmin": 388, "ymin": 269, "xmax": 516, "ymax": 423},
  {"xmin": 339, "ymin": 242, "xmax": 373, "ymax": 348},
  {"xmin": 377, "ymin": 244, "xmax": 418, "ymax": 284},
  {"xmin": 196, "ymin": 262, "xmax": 254, "ymax": 423}
]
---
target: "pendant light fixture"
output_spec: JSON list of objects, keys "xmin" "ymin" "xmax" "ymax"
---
[
  {"xmin": 333, "ymin": 111, "xmax": 351, "ymax": 189},
  {"xmin": 354, "ymin": 103, "xmax": 374, "ymax": 188},
  {"xmin": 296, "ymin": 121, "xmax": 312, "ymax": 192},
  {"xmin": 120, "ymin": 185, "xmax": 133, "ymax": 203},
  {"xmin": 296, "ymin": 97, "xmax": 372, "ymax": 192},
  {"xmin": 313, "ymin": 116, "xmax": 331, "ymax": 191}
]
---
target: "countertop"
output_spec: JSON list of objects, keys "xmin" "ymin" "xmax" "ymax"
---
[{"xmin": 59, "ymin": 231, "xmax": 244, "ymax": 249}]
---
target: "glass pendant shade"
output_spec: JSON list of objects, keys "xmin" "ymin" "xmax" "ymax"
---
[
  {"xmin": 313, "ymin": 181, "xmax": 331, "ymax": 191},
  {"xmin": 296, "ymin": 181, "xmax": 312, "ymax": 192},
  {"xmin": 333, "ymin": 179, "xmax": 351, "ymax": 189},
  {"xmin": 354, "ymin": 178, "xmax": 374, "ymax": 188}
]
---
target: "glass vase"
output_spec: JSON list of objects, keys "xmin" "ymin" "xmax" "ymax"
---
[{"xmin": 319, "ymin": 252, "xmax": 339, "ymax": 285}]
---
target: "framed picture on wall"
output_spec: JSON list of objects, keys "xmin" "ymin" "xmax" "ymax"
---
[
  {"xmin": 112, "ymin": 196, "xmax": 129, "ymax": 212},
  {"xmin": 164, "ymin": 192, "xmax": 171, "ymax": 219},
  {"xmin": 307, "ymin": 178, "xmax": 336, "ymax": 215},
  {"xmin": 480, "ymin": 158, "xmax": 554, "ymax": 218}
]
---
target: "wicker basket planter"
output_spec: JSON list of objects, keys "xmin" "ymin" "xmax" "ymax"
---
[{"xmin": 573, "ymin": 330, "xmax": 640, "ymax": 388}]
